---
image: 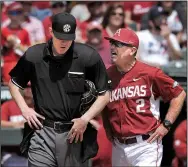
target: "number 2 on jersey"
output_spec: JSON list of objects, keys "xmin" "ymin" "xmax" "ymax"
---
[{"xmin": 136, "ymin": 99, "xmax": 145, "ymax": 113}]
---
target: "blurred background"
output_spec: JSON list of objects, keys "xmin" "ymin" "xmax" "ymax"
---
[{"xmin": 0, "ymin": 1, "xmax": 187, "ymax": 167}]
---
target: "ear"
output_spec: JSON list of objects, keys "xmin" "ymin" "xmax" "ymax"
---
[
  {"xmin": 130, "ymin": 47, "xmax": 137, "ymax": 56},
  {"xmin": 49, "ymin": 27, "xmax": 53, "ymax": 36}
]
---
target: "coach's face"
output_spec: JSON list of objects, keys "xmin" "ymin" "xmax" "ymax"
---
[
  {"xmin": 49, "ymin": 27, "xmax": 73, "ymax": 55},
  {"xmin": 110, "ymin": 40, "xmax": 136, "ymax": 65}
]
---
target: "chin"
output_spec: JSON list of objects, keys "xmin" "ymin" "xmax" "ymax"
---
[
  {"xmin": 57, "ymin": 49, "xmax": 66, "ymax": 55},
  {"xmin": 111, "ymin": 57, "xmax": 117, "ymax": 63},
  {"xmin": 59, "ymin": 51, "xmax": 65, "ymax": 55},
  {"xmin": 111, "ymin": 60, "xmax": 116, "ymax": 65}
]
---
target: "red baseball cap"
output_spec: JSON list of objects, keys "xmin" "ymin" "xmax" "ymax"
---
[
  {"xmin": 87, "ymin": 21, "xmax": 103, "ymax": 32},
  {"xmin": 6, "ymin": 2, "xmax": 23, "ymax": 12},
  {"xmin": 104, "ymin": 28, "xmax": 139, "ymax": 48}
]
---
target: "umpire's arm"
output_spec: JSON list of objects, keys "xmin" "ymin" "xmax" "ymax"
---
[
  {"xmin": 68, "ymin": 49, "xmax": 111, "ymax": 143},
  {"xmin": 82, "ymin": 49, "xmax": 111, "ymax": 123},
  {"xmin": 81, "ymin": 91, "xmax": 110, "ymax": 123}
]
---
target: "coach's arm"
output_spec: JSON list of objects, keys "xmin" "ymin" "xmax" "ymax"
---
[{"xmin": 147, "ymin": 90, "xmax": 186, "ymax": 143}]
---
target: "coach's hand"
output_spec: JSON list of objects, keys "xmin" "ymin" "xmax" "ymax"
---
[
  {"xmin": 22, "ymin": 107, "xmax": 45, "ymax": 129},
  {"xmin": 68, "ymin": 118, "xmax": 88, "ymax": 143},
  {"xmin": 147, "ymin": 124, "xmax": 169, "ymax": 143}
]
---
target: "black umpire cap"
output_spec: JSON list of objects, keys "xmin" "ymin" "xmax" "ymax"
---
[{"xmin": 52, "ymin": 12, "xmax": 76, "ymax": 40}]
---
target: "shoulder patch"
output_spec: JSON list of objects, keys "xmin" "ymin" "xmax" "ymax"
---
[{"xmin": 173, "ymin": 81, "xmax": 179, "ymax": 88}]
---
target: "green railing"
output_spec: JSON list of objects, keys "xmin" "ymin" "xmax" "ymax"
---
[{"xmin": 1, "ymin": 128, "xmax": 23, "ymax": 146}]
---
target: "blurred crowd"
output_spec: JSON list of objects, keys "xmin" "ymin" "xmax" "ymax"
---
[
  {"xmin": 1, "ymin": 1, "xmax": 187, "ymax": 167},
  {"xmin": 1, "ymin": 1, "xmax": 187, "ymax": 85}
]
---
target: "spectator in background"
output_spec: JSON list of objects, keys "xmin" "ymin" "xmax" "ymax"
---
[
  {"xmin": 141, "ymin": 2, "xmax": 185, "ymax": 44},
  {"xmin": 32, "ymin": 1, "xmax": 50, "ymax": 10},
  {"xmin": 1, "ymin": 2, "xmax": 30, "ymax": 84},
  {"xmin": 86, "ymin": 21, "xmax": 112, "ymax": 69},
  {"xmin": 137, "ymin": 6, "xmax": 182, "ymax": 67},
  {"xmin": 42, "ymin": 1, "xmax": 67, "ymax": 41},
  {"xmin": 2, "ymin": 2, "xmax": 9, "ymax": 23},
  {"xmin": 124, "ymin": 1, "xmax": 155, "ymax": 31},
  {"xmin": 158, "ymin": 2, "xmax": 183, "ymax": 36},
  {"xmin": 172, "ymin": 120, "xmax": 187, "ymax": 167},
  {"xmin": 1, "ymin": 85, "xmax": 33, "ymax": 167},
  {"xmin": 21, "ymin": 1, "xmax": 45, "ymax": 45},
  {"xmin": 29, "ymin": 1, "xmax": 51, "ymax": 21},
  {"xmin": 158, "ymin": 1, "xmax": 186, "ymax": 49},
  {"xmin": 70, "ymin": 2, "xmax": 90, "ymax": 22},
  {"xmin": 102, "ymin": 4, "xmax": 125, "ymax": 38},
  {"xmin": 173, "ymin": 1, "xmax": 187, "ymax": 50},
  {"xmin": 1, "ymin": 85, "xmax": 33, "ymax": 128},
  {"xmin": 3, "ymin": 2, "xmax": 45, "ymax": 46},
  {"xmin": 174, "ymin": 1, "xmax": 187, "ymax": 30},
  {"xmin": 86, "ymin": 2, "xmax": 105, "ymax": 23},
  {"xmin": 78, "ymin": 2, "xmax": 105, "ymax": 42}
]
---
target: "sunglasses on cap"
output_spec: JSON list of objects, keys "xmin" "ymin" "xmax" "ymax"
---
[
  {"xmin": 8, "ymin": 10, "xmax": 23, "ymax": 15},
  {"xmin": 110, "ymin": 40, "xmax": 133, "ymax": 48}
]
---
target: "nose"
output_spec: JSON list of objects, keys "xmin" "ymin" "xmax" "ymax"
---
[{"xmin": 110, "ymin": 43, "xmax": 116, "ymax": 49}]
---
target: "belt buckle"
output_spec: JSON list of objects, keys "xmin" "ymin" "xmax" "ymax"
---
[
  {"xmin": 123, "ymin": 138, "xmax": 127, "ymax": 144},
  {"xmin": 118, "ymin": 137, "xmax": 127, "ymax": 144},
  {"xmin": 121, "ymin": 137, "xmax": 135, "ymax": 144},
  {"xmin": 54, "ymin": 122, "xmax": 63, "ymax": 130}
]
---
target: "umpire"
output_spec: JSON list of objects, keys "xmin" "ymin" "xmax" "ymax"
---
[{"xmin": 8, "ymin": 12, "xmax": 110, "ymax": 167}]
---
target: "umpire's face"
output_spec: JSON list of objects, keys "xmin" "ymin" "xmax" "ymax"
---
[{"xmin": 49, "ymin": 27, "xmax": 73, "ymax": 55}]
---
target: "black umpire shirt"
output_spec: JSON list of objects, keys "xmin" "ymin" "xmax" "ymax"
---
[{"xmin": 9, "ymin": 40, "xmax": 110, "ymax": 121}]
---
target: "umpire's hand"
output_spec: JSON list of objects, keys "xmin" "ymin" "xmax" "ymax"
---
[
  {"xmin": 68, "ymin": 118, "xmax": 88, "ymax": 143},
  {"xmin": 22, "ymin": 107, "xmax": 45, "ymax": 129}
]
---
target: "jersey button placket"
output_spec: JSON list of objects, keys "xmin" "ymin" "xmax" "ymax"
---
[{"xmin": 118, "ymin": 83, "xmax": 124, "ymax": 137}]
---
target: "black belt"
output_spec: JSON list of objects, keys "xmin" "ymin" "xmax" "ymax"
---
[
  {"xmin": 43, "ymin": 119, "xmax": 73, "ymax": 132},
  {"xmin": 117, "ymin": 134, "xmax": 150, "ymax": 145}
]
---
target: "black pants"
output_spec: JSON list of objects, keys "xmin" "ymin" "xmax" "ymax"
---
[{"xmin": 28, "ymin": 126, "xmax": 89, "ymax": 167}]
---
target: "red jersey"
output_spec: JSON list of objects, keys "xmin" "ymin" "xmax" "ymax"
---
[
  {"xmin": 124, "ymin": 2, "xmax": 155, "ymax": 23},
  {"xmin": 1, "ymin": 26, "xmax": 30, "ymax": 83},
  {"xmin": 1, "ymin": 26, "xmax": 11, "ymax": 46},
  {"xmin": 42, "ymin": 16, "xmax": 52, "ymax": 41},
  {"xmin": 78, "ymin": 20, "xmax": 89, "ymax": 42},
  {"xmin": 1, "ymin": 100, "xmax": 24, "ymax": 122},
  {"xmin": 1, "ymin": 26, "xmax": 30, "ymax": 62},
  {"xmin": 106, "ymin": 61, "xmax": 183, "ymax": 137},
  {"xmin": 2, "ymin": 10, "xmax": 8, "ymax": 23},
  {"xmin": 103, "ymin": 29, "xmax": 110, "ymax": 38}
]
